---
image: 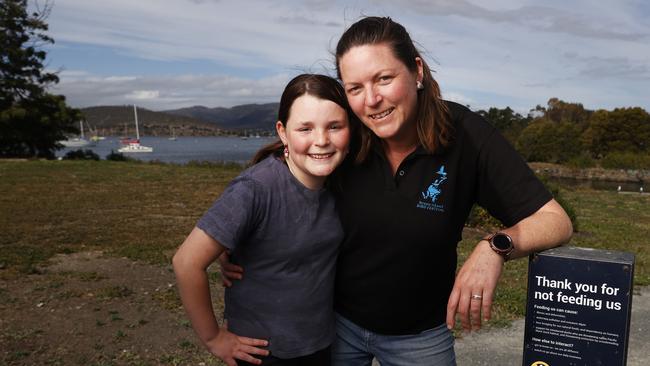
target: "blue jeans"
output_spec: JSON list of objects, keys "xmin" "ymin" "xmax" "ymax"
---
[{"xmin": 332, "ymin": 313, "xmax": 456, "ymax": 366}]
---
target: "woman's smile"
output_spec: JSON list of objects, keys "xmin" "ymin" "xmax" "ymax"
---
[{"xmin": 369, "ymin": 107, "xmax": 395, "ymax": 120}]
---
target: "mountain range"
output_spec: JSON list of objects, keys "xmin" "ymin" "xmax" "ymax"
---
[
  {"xmin": 164, "ymin": 103, "xmax": 279, "ymax": 131},
  {"xmin": 79, "ymin": 103, "xmax": 279, "ymax": 137}
]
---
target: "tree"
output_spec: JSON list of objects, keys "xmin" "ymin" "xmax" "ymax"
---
[
  {"xmin": 513, "ymin": 97, "xmax": 596, "ymax": 163},
  {"xmin": 545, "ymin": 97, "xmax": 591, "ymax": 128},
  {"xmin": 0, "ymin": 0, "xmax": 80, "ymax": 158},
  {"xmin": 477, "ymin": 106, "xmax": 530, "ymax": 145},
  {"xmin": 516, "ymin": 119, "xmax": 581, "ymax": 163},
  {"xmin": 582, "ymin": 107, "xmax": 650, "ymax": 158}
]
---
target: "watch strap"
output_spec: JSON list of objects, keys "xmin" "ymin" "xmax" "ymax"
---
[{"xmin": 486, "ymin": 232, "xmax": 514, "ymax": 260}]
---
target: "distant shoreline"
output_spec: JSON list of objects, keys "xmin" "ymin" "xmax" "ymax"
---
[
  {"xmin": 1, "ymin": 158, "xmax": 647, "ymax": 184},
  {"xmin": 530, "ymin": 162, "xmax": 649, "ymax": 183}
]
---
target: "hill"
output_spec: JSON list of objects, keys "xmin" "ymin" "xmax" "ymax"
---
[
  {"xmin": 164, "ymin": 103, "xmax": 279, "ymax": 132},
  {"xmin": 80, "ymin": 106, "xmax": 225, "ymax": 137},
  {"xmin": 78, "ymin": 103, "xmax": 279, "ymax": 137}
]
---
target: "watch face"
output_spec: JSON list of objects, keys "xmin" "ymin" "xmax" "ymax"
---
[{"xmin": 492, "ymin": 233, "xmax": 512, "ymax": 250}]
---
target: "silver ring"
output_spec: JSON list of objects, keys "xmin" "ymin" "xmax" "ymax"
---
[{"xmin": 471, "ymin": 294, "xmax": 483, "ymax": 300}]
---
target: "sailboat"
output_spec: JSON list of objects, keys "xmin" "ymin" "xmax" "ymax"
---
[
  {"xmin": 88, "ymin": 121, "xmax": 106, "ymax": 142},
  {"xmin": 60, "ymin": 121, "xmax": 92, "ymax": 147},
  {"xmin": 168, "ymin": 126, "xmax": 177, "ymax": 141},
  {"xmin": 118, "ymin": 105, "xmax": 153, "ymax": 153}
]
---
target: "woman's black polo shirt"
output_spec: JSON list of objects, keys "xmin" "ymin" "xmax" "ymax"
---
[{"xmin": 334, "ymin": 101, "xmax": 552, "ymax": 335}]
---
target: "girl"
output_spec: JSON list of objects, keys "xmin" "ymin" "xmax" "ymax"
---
[{"xmin": 173, "ymin": 74, "xmax": 356, "ymax": 366}]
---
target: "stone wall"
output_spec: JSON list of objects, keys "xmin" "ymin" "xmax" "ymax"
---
[{"xmin": 529, "ymin": 162, "xmax": 649, "ymax": 183}]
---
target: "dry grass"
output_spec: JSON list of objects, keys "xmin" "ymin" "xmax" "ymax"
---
[
  {"xmin": 0, "ymin": 160, "xmax": 241, "ymax": 275},
  {"xmin": 1, "ymin": 159, "xmax": 648, "ymax": 353},
  {"xmin": 456, "ymin": 186, "xmax": 650, "ymax": 329}
]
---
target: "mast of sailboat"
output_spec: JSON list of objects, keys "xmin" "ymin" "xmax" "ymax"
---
[
  {"xmin": 85, "ymin": 120, "xmax": 94, "ymax": 136},
  {"xmin": 79, "ymin": 120, "xmax": 85, "ymax": 139},
  {"xmin": 133, "ymin": 104, "xmax": 140, "ymax": 140}
]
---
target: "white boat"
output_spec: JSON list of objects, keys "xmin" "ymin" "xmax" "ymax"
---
[
  {"xmin": 60, "ymin": 121, "xmax": 92, "ymax": 147},
  {"xmin": 88, "ymin": 123, "xmax": 106, "ymax": 141},
  {"xmin": 168, "ymin": 126, "xmax": 177, "ymax": 141},
  {"xmin": 118, "ymin": 105, "xmax": 153, "ymax": 153}
]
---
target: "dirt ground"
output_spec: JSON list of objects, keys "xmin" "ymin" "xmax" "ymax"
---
[{"xmin": 0, "ymin": 251, "xmax": 225, "ymax": 366}]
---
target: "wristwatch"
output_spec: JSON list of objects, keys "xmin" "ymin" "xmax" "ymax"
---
[{"xmin": 486, "ymin": 232, "xmax": 514, "ymax": 260}]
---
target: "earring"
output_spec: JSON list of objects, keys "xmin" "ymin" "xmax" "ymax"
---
[
  {"xmin": 416, "ymin": 80, "xmax": 424, "ymax": 90},
  {"xmin": 283, "ymin": 145, "xmax": 289, "ymax": 158}
]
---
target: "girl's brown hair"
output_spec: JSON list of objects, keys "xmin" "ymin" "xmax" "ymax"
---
[{"xmin": 335, "ymin": 16, "xmax": 453, "ymax": 161}]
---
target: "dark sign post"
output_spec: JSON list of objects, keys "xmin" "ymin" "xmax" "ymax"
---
[{"xmin": 523, "ymin": 246, "xmax": 634, "ymax": 366}]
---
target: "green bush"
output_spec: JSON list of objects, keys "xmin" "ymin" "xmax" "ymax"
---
[
  {"xmin": 186, "ymin": 160, "xmax": 244, "ymax": 170},
  {"xmin": 516, "ymin": 120, "xmax": 582, "ymax": 163},
  {"xmin": 465, "ymin": 205, "xmax": 503, "ymax": 230},
  {"xmin": 105, "ymin": 150, "xmax": 133, "ymax": 162},
  {"xmin": 566, "ymin": 152, "xmax": 596, "ymax": 169},
  {"xmin": 63, "ymin": 149, "xmax": 100, "ymax": 161},
  {"xmin": 600, "ymin": 151, "xmax": 650, "ymax": 170}
]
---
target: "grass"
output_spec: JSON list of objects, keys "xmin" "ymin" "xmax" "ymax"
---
[
  {"xmin": 0, "ymin": 160, "xmax": 241, "ymax": 274},
  {"xmin": 1, "ymin": 159, "xmax": 648, "ymax": 328},
  {"xmin": 457, "ymin": 186, "xmax": 650, "ymax": 327}
]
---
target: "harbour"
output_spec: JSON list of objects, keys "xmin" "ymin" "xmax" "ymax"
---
[{"xmin": 56, "ymin": 135, "xmax": 277, "ymax": 165}]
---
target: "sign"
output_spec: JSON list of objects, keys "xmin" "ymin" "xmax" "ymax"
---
[{"xmin": 522, "ymin": 246, "xmax": 634, "ymax": 366}]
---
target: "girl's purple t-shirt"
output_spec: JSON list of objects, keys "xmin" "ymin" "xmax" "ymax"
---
[{"xmin": 197, "ymin": 156, "xmax": 342, "ymax": 358}]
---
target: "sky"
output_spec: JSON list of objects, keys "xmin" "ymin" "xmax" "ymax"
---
[{"xmin": 39, "ymin": 0, "xmax": 650, "ymax": 114}]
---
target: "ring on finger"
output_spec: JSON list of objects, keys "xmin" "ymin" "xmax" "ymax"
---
[{"xmin": 471, "ymin": 294, "xmax": 483, "ymax": 300}]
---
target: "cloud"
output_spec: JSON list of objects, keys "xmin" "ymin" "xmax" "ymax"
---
[
  {"xmin": 52, "ymin": 70, "xmax": 293, "ymax": 110},
  {"xmin": 441, "ymin": 91, "xmax": 474, "ymax": 107},
  {"xmin": 563, "ymin": 52, "xmax": 650, "ymax": 80},
  {"xmin": 42, "ymin": 1, "xmax": 650, "ymax": 112},
  {"xmin": 275, "ymin": 15, "xmax": 342, "ymax": 27},
  {"xmin": 127, "ymin": 90, "xmax": 160, "ymax": 100},
  {"xmin": 48, "ymin": 0, "xmax": 346, "ymax": 70},
  {"xmin": 375, "ymin": 0, "xmax": 648, "ymax": 41}
]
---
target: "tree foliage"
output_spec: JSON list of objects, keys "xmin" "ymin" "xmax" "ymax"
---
[
  {"xmin": 501, "ymin": 97, "xmax": 649, "ymax": 167},
  {"xmin": 544, "ymin": 97, "xmax": 591, "ymax": 128},
  {"xmin": 516, "ymin": 119, "xmax": 581, "ymax": 163},
  {"xmin": 477, "ymin": 106, "xmax": 530, "ymax": 145},
  {"xmin": 512, "ymin": 98, "xmax": 588, "ymax": 163},
  {"xmin": 582, "ymin": 107, "xmax": 650, "ymax": 158},
  {"xmin": 0, "ymin": 0, "xmax": 80, "ymax": 158}
]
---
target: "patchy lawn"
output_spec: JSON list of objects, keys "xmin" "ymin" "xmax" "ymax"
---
[{"xmin": 1, "ymin": 160, "xmax": 648, "ymax": 365}]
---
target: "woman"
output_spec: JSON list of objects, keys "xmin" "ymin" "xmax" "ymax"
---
[
  {"xmin": 173, "ymin": 74, "xmax": 357, "ymax": 366},
  {"xmin": 331, "ymin": 16, "xmax": 572, "ymax": 365},
  {"xmin": 222, "ymin": 17, "xmax": 573, "ymax": 366}
]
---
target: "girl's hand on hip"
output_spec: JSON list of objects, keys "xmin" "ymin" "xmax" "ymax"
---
[{"xmin": 206, "ymin": 321, "xmax": 269, "ymax": 366}]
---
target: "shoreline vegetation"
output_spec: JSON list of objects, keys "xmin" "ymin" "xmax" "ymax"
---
[
  {"xmin": 529, "ymin": 162, "xmax": 649, "ymax": 184},
  {"xmin": 1, "ymin": 160, "xmax": 648, "ymax": 364},
  {"xmin": 5, "ymin": 157, "xmax": 649, "ymax": 183}
]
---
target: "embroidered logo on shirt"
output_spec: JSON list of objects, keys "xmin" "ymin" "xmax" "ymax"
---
[{"xmin": 416, "ymin": 165, "xmax": 447, "ymax": 212}]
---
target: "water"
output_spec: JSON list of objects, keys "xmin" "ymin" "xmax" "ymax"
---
[
  {"xmin": 56, "ymin": 136, "xmax": 278, "ymax": 165},
  {"xmin": 56, "ymin": 137, "xmax": 646, "ymax": 193}
]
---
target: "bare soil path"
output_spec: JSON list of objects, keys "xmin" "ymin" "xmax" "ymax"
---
[{"xmin": 1, "ymin": 251, "xmax": 224, "ymax": 365}]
